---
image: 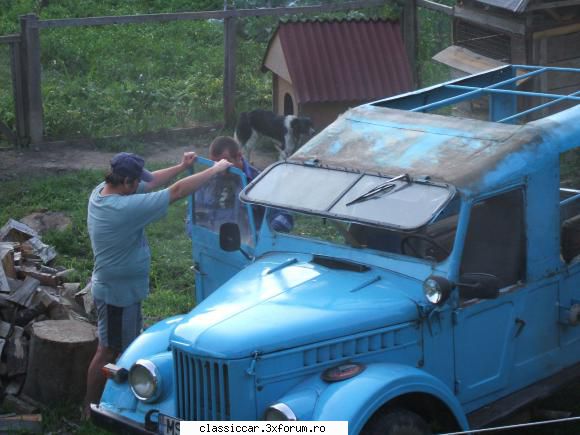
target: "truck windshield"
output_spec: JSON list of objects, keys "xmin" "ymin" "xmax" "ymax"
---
[
  {"xmin": 276, "ymin": 194, "xmax": 460, "ymax": 262},
  {"xmin": 241, "ymin": 162, "xmax": 454, "ymax": 231}
]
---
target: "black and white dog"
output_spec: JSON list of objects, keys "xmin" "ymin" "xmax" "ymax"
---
[{"xmin": 235, "ymin": 109, "xmax": 315, "ymax": 161}]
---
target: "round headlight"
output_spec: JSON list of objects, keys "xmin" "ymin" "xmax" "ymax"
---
[
  {"xmin": 423, "ymin": 275, "xmax": 452, "ymax": 305},
  {"xmin": 129, "ymin": 359, "xmax": 161, "ymax": 402},
  {"xmin": 264, "ymin": 403, "xmax": 297, "ymax": 421}
]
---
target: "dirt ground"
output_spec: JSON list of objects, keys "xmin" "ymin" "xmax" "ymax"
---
[{"xmin": 0, "ymin": 134, "xmax": 278, "ymax": 181}]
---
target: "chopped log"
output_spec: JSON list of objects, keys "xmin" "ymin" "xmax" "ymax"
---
[
  {"xmin": 0, "ymin": 308, "xmax": 15, "ymax": 324},
  {"xmin": 0, "ymin": 248, "xmax": 15, "ymax": 279},
  {"xmin": 55, "ymin": 268, "xmax": 74, "ymax": 279},
  {"xmin": 6, "ymin": 278, "xmax": 20, "ymax": 293},
  {"xmin": 22, "ymin": 320, "xmax": 97, "ymax": 406},
  {"xmin": 0, "ymin": 219, "xmax": 36, "ymax": 243},
  {"xmin": 0, "ymin": 413, "xmax": 42, "ymax": 433},
  {"xmin": 0, "ymin": 322, "xmax": 11, "ymax": 338},
  {"xmin": 56, "ymin": 284, "xmax": 88, "ymax": 319},
  {"xmin": 0, "ymin": 242, "xmax": 19, "ymax": 251},
  {"xmin": 14, "ymin": 308, "xmax": 44, "ymax": 328},
  {"xmin": 38, "ymin": 265, "xmax": 57, "ymax": 274},
  {"xmin": 2, "ymin": 394, "xmax": 40, "ymax": 414},
  {"xmin": 4, "ymin": 375, "xmax": 25, "ymax": 396},
  {"xmin": 7, "ymin": 276, "xmax": 39, "ymax": 308},
  {"xmin": 61, "ymin": 282, "xmax": 80, "ymax": 298},
  {"xmin": 75, "ymin": 281, "xmax": 95, "ymax": 319},
  {"xmin": 31, "ymin": 286, "xmax": 58, "ymax": 309},
  {"xmin": 20, "ymin": 237, "xmax": 56, "ymax": 264},
  {"xmin": 47, "ymin": 302, "xmax": 74, "ymax": 321},
  {"xmin": 0, "ymin": 265, "xmax": 8, "ymax": 294},
  {"xmin": 5, "ymin": 327, "xmax": 28, "ymax": 377},
  {"xmin": 15, "ymin": 267, "xmax": 58, "ymax": 287},
  {"xmin": 0, "ymin": 339, "xmax": 6, "ymax": 355}
]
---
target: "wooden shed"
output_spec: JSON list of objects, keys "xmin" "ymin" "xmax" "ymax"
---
[
  {"xmin": 435, "ymin": 0, "xmax": 580, "ymax": 107},
  {"xmin": 261, "ymin": 19, "xmax": 414, "ymax": 130}
]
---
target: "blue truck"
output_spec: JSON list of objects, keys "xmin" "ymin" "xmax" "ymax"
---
[{"xmin": 91, "ymin": 65, "xmax": 580, "ymax": 434}]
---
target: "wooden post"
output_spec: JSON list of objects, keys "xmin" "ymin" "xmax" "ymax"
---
[
  {"xmin": 223, "ymin": 15, "xmax": 237, "ymax": 128},
  {"xmin": 20, "ymin": 14, "xmax": 43, "ymax": 146},
  {"xmin": 9, "ymin": 41, "xmax": 26, "ymax": 146},
  {"xmin": 402, "ymin": 0, "xmax": 418, "ymax": 88}
]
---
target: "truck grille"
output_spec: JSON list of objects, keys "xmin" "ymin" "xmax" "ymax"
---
[{"xmin": 174, "ymin": 349, "xmax": 231, "ymax": 420}]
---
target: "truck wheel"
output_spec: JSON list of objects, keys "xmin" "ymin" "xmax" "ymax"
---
[{"xmin": 362, "ymin": 408, "xmax": 431, "ymax": 435}]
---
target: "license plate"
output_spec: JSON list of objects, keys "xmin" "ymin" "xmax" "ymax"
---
[{"xmin": 158, "ymin": 413, "xmax": 181, "ymax": 435}]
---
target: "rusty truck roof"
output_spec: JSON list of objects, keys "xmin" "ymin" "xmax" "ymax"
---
[
  {"xmin": 291, "ymin": 105, "xmax": 544, "ymax": 194},
  {"xmin": 290, "ymin": 65, "xmax": 580, "ymax": 196}
]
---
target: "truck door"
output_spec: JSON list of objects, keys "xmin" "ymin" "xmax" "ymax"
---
[
  {"xmin": 188, "ymin": 157, "xmax": 257, "ymax": 303},
  {"xmin": 453, "ymin": 189, "xmax": 529, "ymax": 403},
  {"xmin": 559, "ymin": 192, "xmax": 580, "ymax": 354}
]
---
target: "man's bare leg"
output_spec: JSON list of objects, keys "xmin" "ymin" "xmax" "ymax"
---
[{"xmin": 82, "ymin": 345, "xmax": 118, "ymax": 420}]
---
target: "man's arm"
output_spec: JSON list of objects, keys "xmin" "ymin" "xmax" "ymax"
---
[
  {"xmin": 169, "ymin": 159, "xmax": 232, "ymax": 204},
  {"xmin": 144, "ymin": 152, "xmax": 197, "ymax": 192}
]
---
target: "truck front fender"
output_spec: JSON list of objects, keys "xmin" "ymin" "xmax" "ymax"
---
[
  {"xmin": 311, "ymin": 363, "xmax": 468, "ymax": 434},
  {"xmin": 99, "ymin": 315, "xmax": 185, "ymax": 414},
  {"xmin": 117, "ymin": 314, "xmax": 186, "ymax": 367}
]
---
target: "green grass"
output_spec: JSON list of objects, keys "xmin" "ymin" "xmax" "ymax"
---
[{"xmin": 0, "ymin": 0, "xmax": 453, "ymax": 143}]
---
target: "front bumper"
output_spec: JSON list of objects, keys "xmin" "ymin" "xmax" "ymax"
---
[{"xmin": 90, "ymin": 404, "xmax": 157, "ymax": 435}]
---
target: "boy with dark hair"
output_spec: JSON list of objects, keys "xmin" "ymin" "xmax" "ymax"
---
[{"xmin": 189, "ymin": 136, "xmax": 293, "ymax": 238}]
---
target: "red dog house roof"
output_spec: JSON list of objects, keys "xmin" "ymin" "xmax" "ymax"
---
[{"xmin": 262, "ymin": 19, "xmax": 414, "ymax": 104}]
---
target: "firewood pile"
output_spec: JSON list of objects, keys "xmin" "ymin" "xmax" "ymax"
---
[{"xmin": 0, "ymin": 218, "xmax": 97, "ymax": 432}]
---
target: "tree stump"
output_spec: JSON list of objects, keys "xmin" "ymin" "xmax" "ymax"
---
[{"xmin": 22, "ymin": 320, "xmax": 97, "ymax": 406}]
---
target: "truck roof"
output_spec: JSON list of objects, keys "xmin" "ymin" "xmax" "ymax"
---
[{"xmin": 291, "ymin": 65, "xmax": 580, "ymax": 196}]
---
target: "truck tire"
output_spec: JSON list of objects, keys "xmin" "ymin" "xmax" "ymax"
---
[{"xmin": 362, "ymin": 408, "xmax": 431, "ymax": 435}]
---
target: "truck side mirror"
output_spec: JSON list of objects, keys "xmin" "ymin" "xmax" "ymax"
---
[
  {"xmin": 220, "ymin": 223, "xmax": 241, "ymax": 252},
  {"xmin": 458, "ymin": 273, "xmax": 500, "ymax": 300}
]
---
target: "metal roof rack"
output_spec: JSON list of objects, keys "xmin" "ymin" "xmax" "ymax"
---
[{"xmin": 372, "ymin": 65, "xmax": 580, "ymax": 125}]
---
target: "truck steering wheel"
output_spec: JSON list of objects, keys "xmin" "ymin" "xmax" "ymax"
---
[{"xmin": 400, "ymin": 234, "xmax": 450, "ymax": 260}]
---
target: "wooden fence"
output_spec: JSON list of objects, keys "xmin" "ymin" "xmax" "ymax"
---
[{"xmin": 0, "ymin": 0, "xmax": 452, "ymax": 147}]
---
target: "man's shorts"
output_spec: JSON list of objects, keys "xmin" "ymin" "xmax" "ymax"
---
[{"xmin": 94, "ymin": 298, "xmax": 142, "ymax": 353}]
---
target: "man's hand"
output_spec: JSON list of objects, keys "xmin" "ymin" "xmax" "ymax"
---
[
  {"xmin": 169, "ymin": 158, "xmax": 234, "ymax": 204},
  {"xmin": 181, "ymin": 151, "xmax": 197, "ymax": 169},
  {"xmin": 213, "ymin": 158, "xmax": 233, "ymax": 173}
]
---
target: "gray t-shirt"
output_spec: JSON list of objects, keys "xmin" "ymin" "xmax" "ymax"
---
[{"xmin": 88, "ymin": 182, "xmax": 170, "ymax": 306}]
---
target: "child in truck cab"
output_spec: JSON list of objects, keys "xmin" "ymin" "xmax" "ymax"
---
[{"xmin": 187, "ymin": 136, "xmax": 293, "ymax": 240}]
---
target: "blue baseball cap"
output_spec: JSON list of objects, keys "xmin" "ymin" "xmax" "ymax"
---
[{"xmin": 110, "ymin": 152, "xmax": 153, "ymax": 182}]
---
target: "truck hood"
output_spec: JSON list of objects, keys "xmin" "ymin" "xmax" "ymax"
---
[{"xmin": 171, "ymin": 253, "xmax": 421, "ymax": 358}]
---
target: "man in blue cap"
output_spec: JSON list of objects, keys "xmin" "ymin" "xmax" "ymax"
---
[{"xmin": 83, "ymin": 151, "xmax": 231, "ymax": 418}]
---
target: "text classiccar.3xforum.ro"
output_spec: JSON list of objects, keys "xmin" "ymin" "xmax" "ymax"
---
[{"xmin": 178, "ymin": 421, "xmax": 348, "ymax": 434}]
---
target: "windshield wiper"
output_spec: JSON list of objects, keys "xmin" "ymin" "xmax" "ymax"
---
[{"xmin": 346, "ymin": 173, "xmax": 411, "ymax": 206}]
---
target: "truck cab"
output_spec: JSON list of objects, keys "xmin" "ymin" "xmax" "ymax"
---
[{"xmin": 92, "ymin": 65, "xmax": 580, "ymax": 434}]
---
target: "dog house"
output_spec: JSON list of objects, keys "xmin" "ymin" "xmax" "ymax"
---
[{"xmin": 261, "ymin": 19, "xmax": 414, "ymax": 130}]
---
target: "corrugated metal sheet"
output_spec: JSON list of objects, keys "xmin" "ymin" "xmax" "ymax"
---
[
  {"xmin": 267, "ymin": 19, "xmax": 413, "ymax": 104},
  {"xmin": 433, "ymin": 45, "xmax": 506, "ymax": 74},
  {"xmin": 475, "ymin": 0, "xmax": 529, "ymax": 13}
]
